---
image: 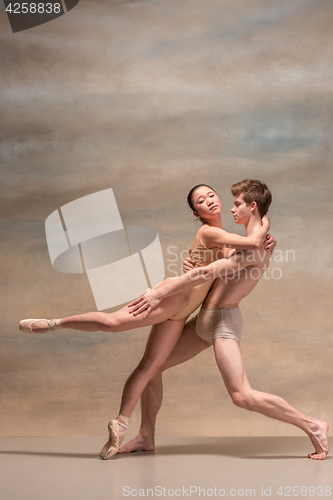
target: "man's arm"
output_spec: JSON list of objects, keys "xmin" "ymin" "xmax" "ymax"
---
[
  {"xmin": 128, "ymin": 251, "xmax": 255, "ymax": 317},
  {"xmin": 183, "ymin": 233, "xmax": 276, "ymax": 272}
]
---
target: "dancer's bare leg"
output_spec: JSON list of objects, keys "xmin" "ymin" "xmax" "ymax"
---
[
  {"xmin": 26, "ymin": 286, "xmax": 189, "ymax": 334},
  {"xmin": 100, "ymin": 318, "xmax": 186, "ymax": 456},
  {"xmin": 119, "ymin": 321, "xmax": 211, "ymax": 453},
  {"xmin": 213, "ymin": 338, "xmax": 329, "ymax": 460}
]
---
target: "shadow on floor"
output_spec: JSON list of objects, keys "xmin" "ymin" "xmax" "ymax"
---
[{"xmin": 2, "ymin": 436, "xmax": 328, "ymax": 461}]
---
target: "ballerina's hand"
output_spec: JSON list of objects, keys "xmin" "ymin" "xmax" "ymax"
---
[{"xmin": 128, "ymin": 288, "xmax": 161, "ymax": 318}]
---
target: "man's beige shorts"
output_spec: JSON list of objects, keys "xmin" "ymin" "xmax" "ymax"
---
[{"xmin": 189, "ymin": 307, "xmax": 243, "ymax": 344}]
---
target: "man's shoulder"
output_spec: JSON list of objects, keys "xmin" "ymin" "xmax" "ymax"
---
[{"xmin": 231, "ymin": 248, "xmax": 269, "ymax": 267}]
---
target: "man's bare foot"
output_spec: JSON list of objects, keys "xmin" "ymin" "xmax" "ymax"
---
[
  {"xmin": 118, "ymin": 434, "xmax": 155, "ymax": 454},
  {"xmin": 308, "ymin": 420, "xmax": 329, "ymax": 460}
]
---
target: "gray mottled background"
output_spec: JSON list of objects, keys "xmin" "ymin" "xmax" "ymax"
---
[{"xmin": 1, "ymin": 0, "xmax": 332, "ymax": 436}]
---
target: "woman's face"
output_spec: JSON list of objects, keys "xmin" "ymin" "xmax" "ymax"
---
[{"xmin": 191, "ymin": 186, "xmax": 222, "ymax": 219}]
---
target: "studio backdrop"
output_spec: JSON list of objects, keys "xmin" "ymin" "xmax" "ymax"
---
[{"xmin": 1, "ymin": 0, "xmax": 332, "ymax": 436}]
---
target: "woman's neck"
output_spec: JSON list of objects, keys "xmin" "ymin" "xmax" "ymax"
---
[{"xmin": 201, "ymin": 215, "xmax": 223, "ymax": 229}]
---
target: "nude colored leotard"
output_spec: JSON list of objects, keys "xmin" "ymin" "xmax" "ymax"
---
[{"xmin": 169, "ymin": 227, "xmax": 225, "ymax": 321}]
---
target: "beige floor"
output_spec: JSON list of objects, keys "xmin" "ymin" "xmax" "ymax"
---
[{"xmin": 0, "ymin": 436, "xmax": 332, "ymax": 500}]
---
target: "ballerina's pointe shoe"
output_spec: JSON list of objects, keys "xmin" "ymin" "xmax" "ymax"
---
[
  {"xmin": 99, "ymin": 414, "xmax": 130, "ymax": 460},
  {"xmin": 19, "ymin": 319, "xmax": 62, "ymax": 334}
]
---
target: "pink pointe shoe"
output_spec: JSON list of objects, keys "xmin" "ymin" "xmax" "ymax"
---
[
  {"xmin": 99, "ymin": 414, "xmax": 130, "ymax": 460},
  {"xmin": 19, "ymin": 318, "xmax": 62, "ymax": 334}
]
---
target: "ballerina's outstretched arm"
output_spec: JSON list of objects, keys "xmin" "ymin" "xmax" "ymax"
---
[{"xmin": 128, "ymin": 246, "xmax": 267, "ymax": 318}]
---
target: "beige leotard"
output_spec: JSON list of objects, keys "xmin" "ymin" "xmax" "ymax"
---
[{"xmin": 170, "ymin": 226, "xmax": 225, "ymax": 320}]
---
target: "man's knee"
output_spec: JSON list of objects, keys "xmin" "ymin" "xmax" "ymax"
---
[{"xmin": 231, "ymin": 390, "xmax": 255, "ymax": 411}]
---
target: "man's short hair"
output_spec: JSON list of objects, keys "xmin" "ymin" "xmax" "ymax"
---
[{"xmin": 231, "ymin": 179, "xmax": 272, "ymax": 217}]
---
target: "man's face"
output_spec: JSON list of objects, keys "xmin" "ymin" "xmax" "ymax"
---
[{"xmin": 230, "ymin": 194, "xmax": 252, "ymax": 224}]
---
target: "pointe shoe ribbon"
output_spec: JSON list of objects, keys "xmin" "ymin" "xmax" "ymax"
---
[
  {"xmin": 99, "ymin": 414, "xmax": 130, "ymax": 460},
  {"xmin": 19, "ymin": 318, "xmax": 62, "ymax": 334}
]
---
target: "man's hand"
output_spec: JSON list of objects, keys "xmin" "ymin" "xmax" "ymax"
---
[
  {"xmin": 264, "ymin": 233, "xmax": 276, "ymax": 256},
  {"xmin": 128, "ymin": 288, "xmax": 162, "ymax": 318}
]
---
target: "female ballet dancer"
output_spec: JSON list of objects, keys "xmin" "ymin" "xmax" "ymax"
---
[{"xmin": 20, "ymin": 184, "xmax": 274, "ymax": 458}]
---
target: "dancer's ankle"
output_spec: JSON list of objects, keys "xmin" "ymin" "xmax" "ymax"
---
[
  {"xmin": 117, "ymin": 414, "xmax": 130, "ymax": 428},
  {"xmin": 54, "ymin": 319, "xmax": 62, "ymax": 329},
  {"xmin": 139, "ymin": 427, "xmax": 155, "ymax": 440}
]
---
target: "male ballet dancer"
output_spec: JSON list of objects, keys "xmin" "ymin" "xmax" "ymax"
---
[{"xmin": 122, "ymin": 179, "xmax": 329, "ymax": 460}]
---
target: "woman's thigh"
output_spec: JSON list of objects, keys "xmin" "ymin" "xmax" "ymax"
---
[
  {"xmin": 108, "ymin": 287, "xmax": 189, "ymax": 332},
  {"xmin": 105, "ymin": 294, "xmax": 187, "ymax": 332},
  {"xmin": 161, "ymin": 320, "xmax": 211, "ymax": 371},
  {"xmin": 138, "ymin": 319, "xmax": 187, "ymax": 371}
]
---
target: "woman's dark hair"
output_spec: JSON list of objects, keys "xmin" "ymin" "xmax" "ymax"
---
[{"xmin": 187, "ymin": 184, "xmax": 216, "ymax": 211}]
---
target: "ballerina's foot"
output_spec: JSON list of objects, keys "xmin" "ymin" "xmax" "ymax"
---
[
  {"xmin": 308, "ymin": 420, "xmax": 329, "ymax": 460},
  {"xmin": 19, "ymin": 319, "xmax": 62, "ymax": 334},
  {"xmin": 99, "ymin": 437, "xmax": 112, "ymax": 458},
  {"xmin": 118, "ymin": 435, "xmax": 155, "ymax": 454},
  {"xmin": 99, "ymin": 417, "xmax": 128, "ymax": 460},
  {"xmin": 99, "ymin": 421, "xmax": 121, "ymax": 460}
]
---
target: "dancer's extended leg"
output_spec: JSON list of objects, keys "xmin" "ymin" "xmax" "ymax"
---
[
  {"xmin": 22, "ymin": 286, "xmax": 189, "ymax": 334},
  {"xmin": 119, "ymin": 321, "xmax": 211, "ymax": 453},
  {"xmin": 213, "ymin": 338, "xmax": 329, "ymax": 460}
]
